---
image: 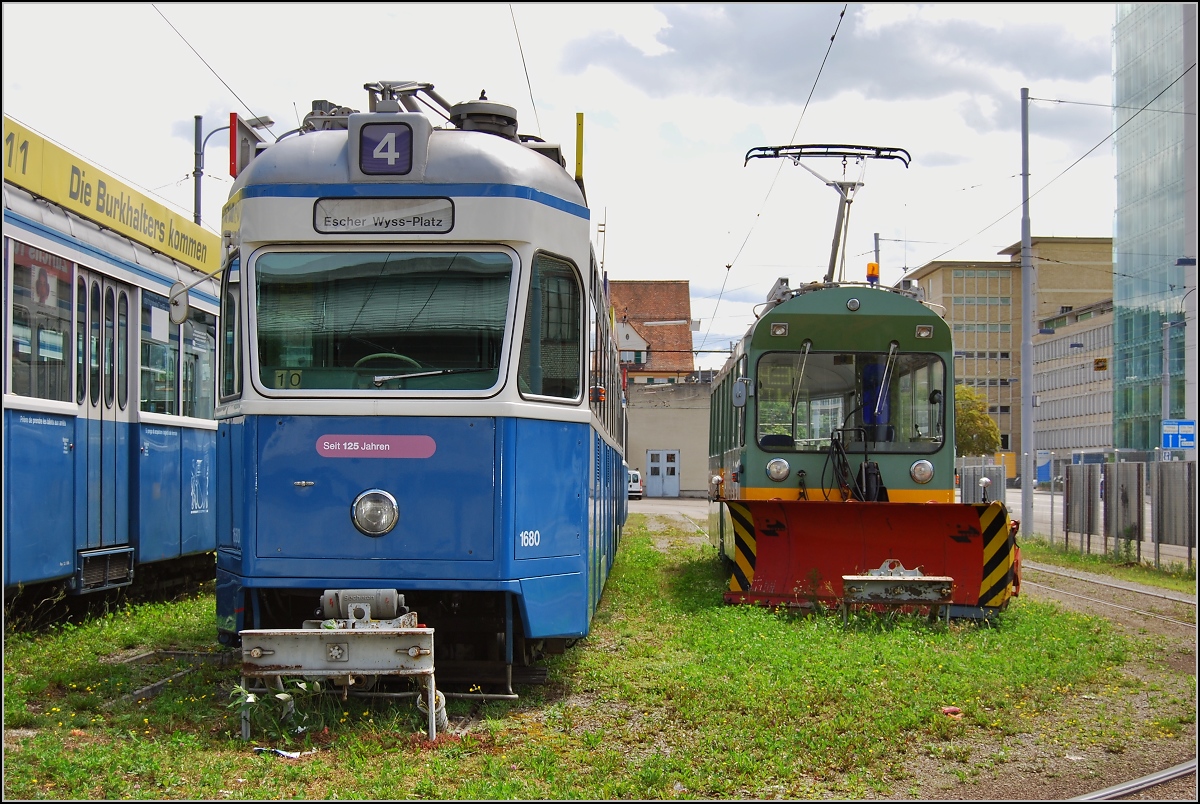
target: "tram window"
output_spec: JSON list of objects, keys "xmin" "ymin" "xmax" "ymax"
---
[
  {"xmin": 140, "ymin": 291, "xmax": 178, "ymax": 414},
  {"xmin": 76, "ymin": 278, "xmax": 87, "ymax": 403},
  {"xmin": 90, "ymin": 281, "xmax": 101, "ymax": 406},
  {"xmin": 254, "ymin": 250, "xmax": 513, "ymax": 392},
  {"xmin": 117, "ymin": 292, "xmax": 129, "ymax": 409},
  {"xmin": 589, "ymin": 284, "xmax": 601, "ymax": 417},
  {"xmin": 220, "ymin": 256, "xmax": 241, "ymax": 399},
  {"xmin": 9, "ymin": 247, "xmax": 72, "ymax": 402},
  {"xmin": 104, "ymin": 286, "xmax": 115, "ymax": 408},
  {"xmin": 11, "ymin": 304, "xmax": 32, "ymax": 396},
  {"xmin": 519, "ymin": 254, "xmax": 582, "ymax": 400},
  {"xmin": 755, "ymin": 350, "xmax": 945, "ymax": 453},
  {"xmin": 183, "ymin": 307, "xmax": 216, "ymax": 418},
  {"xmin": 588, "ymin": 266, "xmax": 621, "ymax": 430}
]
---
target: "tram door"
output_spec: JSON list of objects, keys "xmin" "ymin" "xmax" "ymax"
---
[{"xmin": 76, "ymin": 271, "xmax": 134, "ymax": 549}]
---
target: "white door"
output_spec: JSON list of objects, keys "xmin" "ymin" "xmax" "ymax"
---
[{"xmin": 645, "ymin": 449, "xmax": 681, "ymax": 498}]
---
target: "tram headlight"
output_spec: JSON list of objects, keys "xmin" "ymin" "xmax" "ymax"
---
[
  {"xmin": 910, "ymin": 460, "xmax": 935, "ymax": 484},
  {"xmin": 765, "ymin": 458, "xmax": 791, "ymax": 482},
  {"xmin": 351, "ymin": 489, "xmax": 399, "ymax": 536}
]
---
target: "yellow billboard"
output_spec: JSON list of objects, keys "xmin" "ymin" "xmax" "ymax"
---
[{"xmin": 3, "ymin": 115, "xmax": 219, "ymax": 275}]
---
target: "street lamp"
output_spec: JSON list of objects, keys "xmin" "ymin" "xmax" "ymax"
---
[
  {"xmin": 193, "ymin": 114, "xmax": 273, "ymax": 225},
  {"xmin": 1161, "ymin": 319, "xmax": 1183, "ymax": 433}
]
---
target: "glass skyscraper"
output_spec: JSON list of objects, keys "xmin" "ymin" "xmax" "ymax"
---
[{"xmin": 1112, "ymin": 3, "xmax": 1198, "ymax": 456}]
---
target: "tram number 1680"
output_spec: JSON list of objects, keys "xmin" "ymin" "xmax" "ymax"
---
[{"xmin": 519, "ymin": 530, "xmax": 541, "ymax": 548}]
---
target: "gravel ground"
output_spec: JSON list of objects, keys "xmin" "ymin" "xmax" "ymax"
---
[
  {"xmin": 882, "ymin": 560, "xmax": 1196, "ymax": 802},
  {"xmin": 630, "ymin": 500, "xmax": 1197, "ymax": 801}
]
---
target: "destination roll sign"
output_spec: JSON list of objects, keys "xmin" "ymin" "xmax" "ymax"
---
[{"xmin": 314, "ymin": 197, "xmax": 454, "ymax": 234}]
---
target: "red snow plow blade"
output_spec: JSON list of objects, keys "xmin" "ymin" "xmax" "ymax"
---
[{"xmin": 722, "ymin": 499, "xmax": 1019, "ymax": 616}]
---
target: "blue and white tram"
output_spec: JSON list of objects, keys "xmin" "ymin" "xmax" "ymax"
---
[
  {"xmin": 214, "ymin": 82, "xmax": 627, "ymax": 690},
  {"xmin": 3, "ymin": 118, "xmax": 221, "ymax": 602}
]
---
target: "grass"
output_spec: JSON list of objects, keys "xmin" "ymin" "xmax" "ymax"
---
[
  {"xmin": 1018, "ymin": 536, "xmax": 1197, "ymax": 595},
  {"xmin": 3, "ymin": 514, "xmax": 1194, "ymax": 799}
]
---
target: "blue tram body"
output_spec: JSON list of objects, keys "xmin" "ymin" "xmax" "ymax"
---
[
  {"xmin": 213, "ymin": 82, "xmax": 626, "ymax": 689},
  {"xmin": 3, "ymin": 117, "xmax": 221, "ymax": 600}
]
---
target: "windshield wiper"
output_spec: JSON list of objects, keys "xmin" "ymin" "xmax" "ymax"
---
[{"xmin": 373, "ymin": 368, "xmax": 493, "ymax": 386}]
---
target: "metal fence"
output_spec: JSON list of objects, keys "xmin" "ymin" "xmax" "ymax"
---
[
  {"xmin": 1154, "ymin": 462, "xmax": 1197, "ymax": 553},
  {"xmin": 959, "ymin": 464, "xmax": 1007, "ymax": 505},
  {"xmin": 1061, "ymin": 460, "xmax": 1195, "ymax": 570},
  {"xmin": 1064, "ymin": 463, "xmax": 1102, "ymax": 549}
]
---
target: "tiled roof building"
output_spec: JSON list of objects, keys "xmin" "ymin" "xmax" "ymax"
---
[
  {"xmin": 610, "ymin": 278, "xmax": 710, "ymax": 498},
  {"xmin": 608, "ymin": 280, "xmax": 696, "ymax": 383}
]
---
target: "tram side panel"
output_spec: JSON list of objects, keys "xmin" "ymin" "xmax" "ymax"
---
[
  {"xmin": 215, "ymin": 416, "xmax": 251, "ymax": 640},
  {"xmin": 3, "ymin": 411, "xmax": 76, "ymax": 587},
  {"xmin": 512, "ymin": 416, "xmax": 590, "ymax": 638},
  {"xmin": 130, "ymin": 423, "xmax": 216, "ymax": 563},
  {"xmin": 180, "ymin": 426, "xmax": 216, "ymax": 557},
  {"xmin": 132, "ymin": 425, "xmax": 182, "ymax": 563}
]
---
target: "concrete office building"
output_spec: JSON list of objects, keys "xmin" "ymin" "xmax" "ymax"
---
[
  {"xmin": 907, "ymin": 237, "xmax": 1113, "ymax": 463},
  {"xmin": 1032, "ymin": 298, "xmax": 1115, "ymax": 480}
]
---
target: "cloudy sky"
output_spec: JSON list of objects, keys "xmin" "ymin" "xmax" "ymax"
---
[{"xmin": 2, "ymin": 3, "xmax": 1117, "ymax": 369}]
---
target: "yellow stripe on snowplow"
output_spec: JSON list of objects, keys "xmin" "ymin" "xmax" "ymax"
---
[
  {"xmin": 976, "ymin": 501, "xmax": 1015, "ymax": 607},
  {"xmin": 734, "ymin": 487, "xmax": 954, "ymax": 503},
  {"xmin": 726, "ymin": 502, "xmax": 756, "ymax": 593}
]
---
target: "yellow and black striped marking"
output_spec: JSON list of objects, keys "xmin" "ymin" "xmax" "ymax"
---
[
  {"xmin": 725, "ymin": 502, "xmax": 756, "ymax": 594},
  {"xmin": 974, "ymin": 501, "xmax": 1016, "ymax": 607}
]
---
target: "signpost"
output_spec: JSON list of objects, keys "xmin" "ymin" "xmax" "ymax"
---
[{"xmin": 1161, "ymin": 419, "xmax": 1196, "ymax": 451}]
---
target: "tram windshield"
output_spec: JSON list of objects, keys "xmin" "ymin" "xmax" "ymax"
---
[
  {"xmin": 254, "ymin": 250, "xmax": 513, "ymax": 391},
  {"xmin": 755, "ymin": 349, "xmax": 946, "ymax": 453}
]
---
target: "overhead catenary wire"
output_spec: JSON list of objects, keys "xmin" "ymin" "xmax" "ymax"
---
[
  {"xmin": 921, "ymin": 63, "xmax": 1197, "ymax": 266},
  {"xmin": 698, "ymin": 4, "xmax": 849, "ymax": 359},
  {"xmin": 152, "ymin": 4, "xmax": 275, "ymax": 140},
  {"xmin": 509, "ymin": 5, "xmax": 542, "ymax": 138},
  {"xmin": 1030, "ymin": 97, "xmax": 1197, "ymax": 116}
]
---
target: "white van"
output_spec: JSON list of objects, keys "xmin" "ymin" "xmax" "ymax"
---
[{"xmin": 627, "ymin": 469, "xmax": 644, "ymax": 500}]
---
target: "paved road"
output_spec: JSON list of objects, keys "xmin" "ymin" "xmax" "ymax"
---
[{"xmin": 628, "ymin": 496, "xmax": 710, "ymax": 535}]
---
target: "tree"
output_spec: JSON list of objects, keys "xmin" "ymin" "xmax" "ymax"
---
[{"xmin": 955, "ymin": 385, "xmax": 1000, "ymax": 456}]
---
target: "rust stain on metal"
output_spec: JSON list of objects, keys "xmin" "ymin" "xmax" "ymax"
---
[{"xmin": 241, "ymin": 664, "xmax": 302, "ymax": 673}]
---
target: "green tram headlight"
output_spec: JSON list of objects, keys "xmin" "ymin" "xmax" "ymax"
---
[
  {"xmin": 910, "ymin": 460, "xmax": 935, "ymax": 484},
  {"xmin": 766, "ymin": 458, "xmax": 791, "ymax": 483}
]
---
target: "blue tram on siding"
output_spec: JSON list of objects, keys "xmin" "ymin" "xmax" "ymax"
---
[
  {"xmin": 213, "ymin": 82, "xmax": 627, "ymax": 692},
  {"xmin": 3, "ymin": 116, "xmax": 221, "ymax": 603}
]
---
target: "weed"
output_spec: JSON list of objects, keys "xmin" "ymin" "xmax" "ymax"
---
[
  {"xmin": 1112, "ymin": 532, "xmax": 1138, "ymax": 564},
  {"xmin": 228, "ymin": 678, "xmax": 329, "ymax": 743}
]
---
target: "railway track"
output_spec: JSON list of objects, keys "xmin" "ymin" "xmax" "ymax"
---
[
  {"xmin": 1021, "ymin": 560, "xmax": 1196, "ymax": 801},
  {"xmin": 1074, "ymin": 758, "xmax": 1197, "ymax": 800},
  {"xmin": 1020, "ymin": 560, "xmax": 1196, "ymax": 631}
]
